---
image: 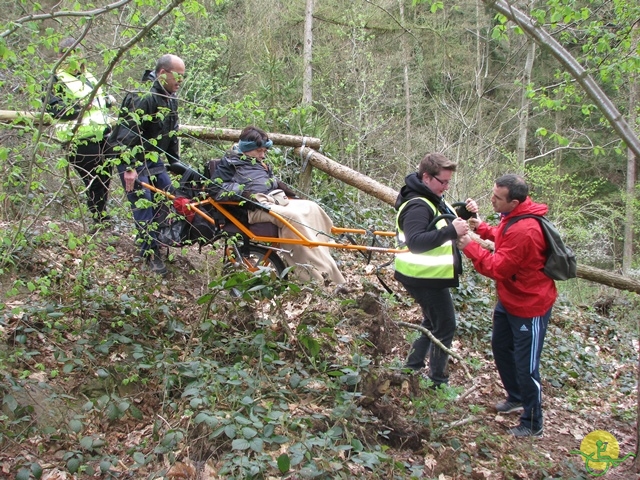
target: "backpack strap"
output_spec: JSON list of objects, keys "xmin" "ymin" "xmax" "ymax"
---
[{"xmin": 503, "ymin": 214, "xmax": 544, "ymax": 234}]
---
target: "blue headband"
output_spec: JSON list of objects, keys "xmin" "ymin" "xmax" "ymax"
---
[{"xmin": 237, "ymin": 139, "xmax": 273, "ymax": 153}]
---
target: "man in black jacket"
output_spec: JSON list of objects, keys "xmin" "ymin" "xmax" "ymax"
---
[{"xmin": 108, "ymin": 54, "xmax": 186, "ymax": 275}]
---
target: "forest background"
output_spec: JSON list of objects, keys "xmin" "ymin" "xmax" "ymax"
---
[{"xmin": 1, "ymin": 0, "xmax": 640, "ymax": 479}]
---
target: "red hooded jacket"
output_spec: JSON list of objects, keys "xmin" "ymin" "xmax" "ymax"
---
[{"xmin": 462, "ymin": 197, "xmax": 558, "ymax": 317}]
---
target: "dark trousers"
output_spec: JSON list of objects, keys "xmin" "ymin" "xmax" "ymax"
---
[
  {"xmin": 117, "ymin": 165, "xmax": 173, "ymax": 258},
  {"xmin": 404, "ymin": 285, "xmax": 456, "ymax": 385},
  {"xmin": 492, "ymin": 301, "xmax": 551, "ymax": 431},
  {"xmin": 69, "ymin": 140, "xmax": 111, "ymax": 218}
]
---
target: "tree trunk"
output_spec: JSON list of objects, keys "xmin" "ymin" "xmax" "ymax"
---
[
  {"xmin": 475, "ymin": 0, "xmax": 486, "ymax": 123},
  {"xmin": 294, "ymin": 146, "xmax": 398, "ymax": 205},
  {"xmin": 399, "ymin": 0, "xmax": 411, "ymax": 157},
  {"xmin": 295, "ymin": 144, "xmax": 640, "ymax": 293},
  {"xmin": 623, "ymin": 25, "xmax": 638, "ymax": 275},
  {"xmin": 624, "ymin": 86, "xmax": 637, "ymax": 275},
  {"xmin": 575, "ymin": 264, "xmax": 640, "ymax": 294},
  {"xmin": 0, "ymin": 110, "xmax": 53, "ymax": 124},
  {"xmin": 179, "ymin": 126, "xmax": 322, "ymax": 149},
  {"xmin": 298, "ymin": 0, "xmax": 315, "ymax": 194},
  {"xmin": 517, "ymin": 38, "xmax": 535, "ymax": 166}
]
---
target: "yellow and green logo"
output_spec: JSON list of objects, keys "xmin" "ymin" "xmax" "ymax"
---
[{"xmin": 571, "ymin": 430, "xmax": 636, "ymax": 476}]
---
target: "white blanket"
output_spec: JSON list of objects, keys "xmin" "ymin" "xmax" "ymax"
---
[{"xmin": 248, "ymin": 198, "xmax": 346, "ymax": 285}]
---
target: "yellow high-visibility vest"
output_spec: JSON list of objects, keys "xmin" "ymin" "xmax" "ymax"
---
[
  {"xmin": 54, "ymin": 70, "xmax": 111, "ymax": 142},
  {"xmin": 394, "ymin": 197, "xmax": 456, "ymax": 279}
]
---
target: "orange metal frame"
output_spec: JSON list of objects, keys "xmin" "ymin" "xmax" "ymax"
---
[{"xmin": 140, "ymin": 181, "xmax": 403, "ymax": 255}]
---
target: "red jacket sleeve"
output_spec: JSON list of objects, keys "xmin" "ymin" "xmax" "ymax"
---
[{"xmin": 463, "ymin": 220, "xmax": 545, "ymax": 282}]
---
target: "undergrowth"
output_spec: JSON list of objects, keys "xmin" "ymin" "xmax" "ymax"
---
[{"xmin": 0, "ymin": 231, "xmax": 638, "ymax": 479}]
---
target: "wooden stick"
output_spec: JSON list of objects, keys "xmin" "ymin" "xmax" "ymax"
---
[{"xmin": 397, "ymin": 321, "xmax": 473, "ymax": 380}]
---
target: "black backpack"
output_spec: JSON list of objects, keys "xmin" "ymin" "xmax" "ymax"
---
[{"xmin": 503, "ymin": 215, "xmax": 577, "ymax": 281}]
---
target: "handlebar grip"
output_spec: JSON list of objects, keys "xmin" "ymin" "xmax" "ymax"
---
[
  {"xmin": 426, "ymin": 213, "xmax": 457, "ymax": 231},
  {"xmin": 451, "ymin": 201, "xmax": 478, "ymax": 219},
  {"xmin": 166, "ymin": 162, "xmax": 188, "ymax": 175}
]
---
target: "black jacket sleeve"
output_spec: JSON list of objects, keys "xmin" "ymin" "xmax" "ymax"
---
[
  {"xmin": 109, "ymin": 91, "xmax": 154, "ymax": 168},
  {"xmin": 398, "ymin": 201, "xmax": 458, "ymax": 254}
]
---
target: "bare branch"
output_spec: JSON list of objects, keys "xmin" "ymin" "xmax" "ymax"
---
[
  {"xmin": 1, "ymin": 0, "xmax": 133, "ymax": 38},
  {"xmin": 396, "ymin": 321, "xmax": 473, "ymax": 380},
  {"xmin": 524, "ymin": 145, "xmax": 594, "ymax": 163}
]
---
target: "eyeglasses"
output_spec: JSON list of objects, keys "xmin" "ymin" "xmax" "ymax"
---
[
  {"xmin": 169, "ymin": 71, "xmax": 187, "ymax": 80},
  {"xmin": 432, "ymin": 175, "xmax": 451, "ymax": 186}
]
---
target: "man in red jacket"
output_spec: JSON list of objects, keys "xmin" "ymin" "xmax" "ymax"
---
[{"xmin": 458, "ymin": 174, "xmax": 557, "ymax": 437}]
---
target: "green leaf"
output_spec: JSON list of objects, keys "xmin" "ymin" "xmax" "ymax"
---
[
  {"xmin": 289, "ymin": 373, "xmax": 301, "ymax": 388},
  {"xmin": 67, "ymin": 457, "xmax": 81, "ymax": 474},
  {"xmin": 3, "ymin": 394, "xmax": 18, "ymax": 412},
  {"xmin": 69, "ymin": 419, "xmax": 83, "ymax": 433},
  {"xmin": 197, "ymin": 293, "xmax": 213, "ymax": 304},
  {"xmin": 231, "ymin": 438, "xmax": 250, "ymax": 450},
  {"xmin": 277, "ymin": 453, "xmax": 290, "ymax": 473},
  {"xmin": 15, "ymin": 468, "xmax": 31, "ymax": 480},
  {"xmin": 299, "ymin": 334, "xmax": 320, "ymax": 358},
  {"xmin": 80, "ymin": 436, "xmax": 95, "ymax": 450},
  {"xmin": 30, "ymin": 462, "xmax": 43, "ymax": 479},
  {"xmin": 129, "ymin": 405, "xmax": 143, "ymax": 420},
  {"xmin": 234, "ymin": 415, "xmax": 252, "ymax": 425},
  {"xmin": 242, "ymin": 427, "xmax": 258, "ymax": 439},
  {"xmin": 224, "ymin": 424, "xmax": 236, "ymax": 439},
  {"xmin": 99, "ymin": 460, "xmax": 112, "ymax": 473},
  {"xmin": 263, "ymin": 423, "xmax": 275, "ymax": 438},
  {"xmin": 195, "ymin": 412, "xmax": 218, "ymax": 427},
  {"xmin": 105, "ymin": 402, "xmax": 121, "ymax": 421},
  {"xmin": 249, "ymin": 437, "xmax": 264, "ymax": 452}
]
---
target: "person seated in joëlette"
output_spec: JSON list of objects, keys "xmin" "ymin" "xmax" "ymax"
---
[{"xmin": 211, "ymin": 125, "xmax": 346, "ymax": 287}]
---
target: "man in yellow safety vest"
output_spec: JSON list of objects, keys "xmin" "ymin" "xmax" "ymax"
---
[{"xmin": 46, "ymin": 37, "xmax": 115, "ymax": 226}]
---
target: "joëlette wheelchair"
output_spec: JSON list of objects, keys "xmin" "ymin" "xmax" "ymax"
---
[{"xmin": 139, "ymin": 161, "xmax": 405, "ymax": 277}]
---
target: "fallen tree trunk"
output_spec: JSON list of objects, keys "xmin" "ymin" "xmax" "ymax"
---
[
  {"xmin": 0, "ymin": 109, "xmax": 53, "ymax": 124},
  {"xmin": 293, "ymin": 146, "xmax": 398, "ymax": 205},
  {"xmin": 0, "ymin": 111, "xmax": 322, "ymax": 149},
  {"xmin": 292, "ymin": 146, "xmax": 640, "ymax": 293},
  {"xmin": 576, "ymin": 264, "xmax": 640, "ymax": 294},
  {"xmin": 180, "ymin": 125, "xmax": 321, "ymax": 149}
]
